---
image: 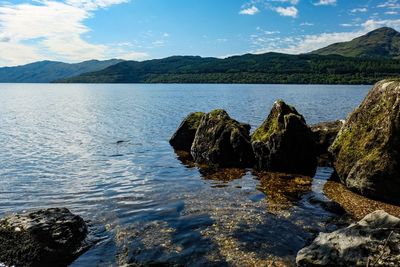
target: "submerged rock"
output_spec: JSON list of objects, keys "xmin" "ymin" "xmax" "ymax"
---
[
  {"xmin": 191, "ymin": 109, "xmax": 254, "ymax": 167},
  {"xmin": 251, "ymin": 100, "xmax": 317, "ymax": 176},
  {"xmin": 311, "ymin": 120, "xmax": 344, "ymax": 166},
  {"xmin": 169, "ymin": 112, "xmax": 205, "ymax": 151},
  {"xmin": 0, "ymin": 207, "xmax": 88, "ymax": 267},
  {"xmin": 296, "ymin": 210, "xmax": 400, "ymax": 266},
  {"xmin": 330, "ymin": 80, "xmax": 400, "ymax": 204}
]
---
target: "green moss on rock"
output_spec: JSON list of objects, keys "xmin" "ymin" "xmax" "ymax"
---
[{"xmin": 329, "ymin": 79, "xmax": 400, "ymax": 203}]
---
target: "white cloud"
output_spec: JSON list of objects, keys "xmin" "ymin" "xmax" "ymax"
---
[
  {"xmin": 314, "ymin": 0, "xmax": 336, "ymax": 6},
  {"xmin": 362, "ymin": 18, "xmax": 400, "ymax": 31},
  {"xmin": 239, "ymin": 5, "xmax": 259, "ymax": 15},
  {"xmin": 0, "ymin": 0, "xmax": 148, "ymax": 66},
  {"xmin": 385, "ymin": 11, "xmax": 399, "ymax": 14},
  {"xmin": 66, "ymin": 0, "xmax": 129, "ymax": 10},
  {"xmin": 351, "ymin": 8, "xmax": 368, "ymax": 13},
  {"xmin": 377, "ymin": 0, "xmax": 400, "ymax": 9},
  {"xmin": 300, "ymin": 22, "xmax": 314, "ymax": 26},
  {"xmin": 275, "ymin": 6, "xmax": 298, "ymax": 17}
]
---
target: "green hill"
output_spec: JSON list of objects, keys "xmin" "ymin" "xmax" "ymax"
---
[
  {"xmin": 0, "ymin": 59, "xmax": 123, "ymax": 83},
  {"xmin": 57, "ymin": 53, "xmax": 400, "ymax": 84},
  {"xmin": 311, "ymin": 27, "xmax": 400, "ymax": 58}
]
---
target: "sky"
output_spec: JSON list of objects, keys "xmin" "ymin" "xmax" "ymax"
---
[{"xmin": 0, "ymin": 0, "xmax": 399, "ymax": 66}]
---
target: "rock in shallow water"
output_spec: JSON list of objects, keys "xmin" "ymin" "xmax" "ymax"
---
[
  {"xmin": 311, "ymin": 120, "xmax": 344, "ymax": 166},
  {"xmin": 0, "ymin": 207, "xmax": 88, "ymax": 267},
  {"xmin": 169, "ymin": 112, "xmax": 205, "ymax": 151},
  {"xmin": 296, "ymin": 210, "xmax": 400, "ymax": 266},
  {"xmin": 330, "ymin": 79, "xmax": 400, "ymax": 204},
  {"xmin": 191, "ymin": 109, "xmax": 254, "ymax": 167},
  {"xmin": 251, "ymin": 100, "xmax": 317, "ymax": 176}
]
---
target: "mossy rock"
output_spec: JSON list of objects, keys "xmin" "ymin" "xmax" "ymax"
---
[
  {"xmin": 329, "ymin": 80, "xmax": 400, "ymax": 204},
  {"xmin": 169, "ymin": 112, "xmax": 205, "ymax": 151},
  {"xmin": 191, "ymin": 109, "xmax": 254, "ymax": 167},
  {"xmin": 251, "ymin": 100, "xmax": 317, "ymax": 176}
]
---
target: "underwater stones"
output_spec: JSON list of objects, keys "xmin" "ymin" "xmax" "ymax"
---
[
  {"xmin": 0, "ymin": 207, "xmax": 88, "ymax": 267},
  {"xmin": 296, "ymin": 210, "xmax": 400, "ymax": 266},
  {"xmin": 311, "ymin": 120, "xmax": 344, "ymax": 166},
  {"xmin": 330, "ymin": 80, "xmax": 400, "ymax": 204},
  {"xmin": 251, "ymin": 100, "xmax": 317, "ymax": 176},
  {"xmin": 191, "ymin": 109, "xmax": 254, "ymax": 167},
  {"xmin": 169, "ymin": 112, "xmax": 205, "ymax": 151}
]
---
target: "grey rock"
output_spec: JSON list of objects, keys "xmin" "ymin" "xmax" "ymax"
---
[
  {"xmin": 296, "ymin": 210, "xmax": 400, "ymax": 266},
  {"xmin": 311, "ymin": 120, "xmax": 344, "ymax": 166}
]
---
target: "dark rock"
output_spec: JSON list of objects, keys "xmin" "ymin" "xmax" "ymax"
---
[
  {"xmin": 0, "ymin": 207, "xmax": 88, "ymax": 267},
  {"xmin": 329, "ymin": 80, "xmax": 400, "ymax": 204},
  {"xmin": 296, "ymin": 210, "xmax": 400, "ymax": 266},
  {"xmin": 191, "ymin": 109, "xmax": 254, "ymax": 167},
  {"xmin": 251, "ymin": 100, "xmax": 317, "ymax": 176},
  {"xmin": 311, "ymin": 120, "xmax": 344, "ymax": 166},
  {"xmin": 169, "ymin": 112, "xmax": 205, "ymax": 151}
]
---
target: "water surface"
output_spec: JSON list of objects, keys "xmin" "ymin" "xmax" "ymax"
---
[{"xmin": 0, "ymin": 83, "xmax": 370, "ymax": 266}]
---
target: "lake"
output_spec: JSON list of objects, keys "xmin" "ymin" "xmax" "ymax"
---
[{"xmin": 0, "ymin": 83, "xmax": 371, "ymax": 266}]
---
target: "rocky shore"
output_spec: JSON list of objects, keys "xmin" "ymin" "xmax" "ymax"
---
[{"xmin": 170, "ymin": 79, "xmax": 400, "ymax": 266}]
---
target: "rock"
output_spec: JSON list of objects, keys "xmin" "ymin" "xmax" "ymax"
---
[
  {"xmin": 191, "ymin": 109, "xmax": 254, "ymax": 167},
  {"xmin": 311, "ymin": 120, "xmax": 344, "ymax": 166},
  {"xmin": 251, "ymin": 100, "xmax": 317, "ymax": 176},
  {"xmin": 169, "ymin": 112, "xmax": 205, "ymax": 151},
  {"xmin": 0, "ymin": 207, "xmax": 88, "ymax": 267},
  {"xmin": 296, "ymin": 210, "xmax": 400, "ymax": 266},
  {"xmin": 329, "ymin": 80, "xmax": 400, "ymax": 204}
]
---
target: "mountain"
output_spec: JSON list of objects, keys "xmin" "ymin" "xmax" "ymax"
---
[
  {"xmin": 311, "ymin": 27, "xmax": 400, "ymax": 58},
  {"xmin": 0, "ymin": 59, "xmax": 123, "ymax": 83},
  {"xmin": 57, "ymin": 52, "xmax": 400, "ymax": 84}
]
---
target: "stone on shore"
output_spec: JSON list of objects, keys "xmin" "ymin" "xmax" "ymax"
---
[
  {"xmin": 311, "ymin": 120, "xmax": 344, "ymax": 166},
  {"xmin": 169, "ymin": 112, "xmax": 205, "ymax": 151},
  {"xmin": 251, "ymin": 100, "xmax": 317, "ymax": 176},
  {"xmin": 191, "ymin": 109, "xmax": 254, "ymax": 167},
  {"xmin": 296, "ymin": 210, "xmax": 400, "ymax": 266},
  {"xmin": 329, "ymin": 79, "xmax": 400, "ymax": 204},
  {"xmin": 0, "ymin": 207, "xmax": 88, "ymax": 267}
]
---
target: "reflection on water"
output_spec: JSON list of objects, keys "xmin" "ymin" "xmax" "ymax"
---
[{"xmin": 0, "ymin": 83, "xmax": 371, "ymax": 266}]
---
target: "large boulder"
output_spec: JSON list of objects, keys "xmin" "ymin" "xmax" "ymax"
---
[
  {"xmin": 191, "ymin": 109, "xmax": 254, "ymax": 167},
  {"xmin": 169, "ymin": 112, "xmax": 205, "ymax": 151},
  {"xmin": 296, "ymin": 210, "xmax": 400, "ymax": 266},
  {"xmin": 329, "ymin": 80, "xmax": 400, "ymax": 204},
  {"xmin": 0, "ymin": 207, "xmax": 88, "ymax": 266},
  {"xmin": 311, "ymin": 120, "xmax": 344, "ymax": 166},
  {"xmin": 251, "ymin": 100, "xmax": 317, "ymax": 176}
]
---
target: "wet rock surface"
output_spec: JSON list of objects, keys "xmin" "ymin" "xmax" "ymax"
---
[
  {"xmin": 311, "ymin": 120, "xmax": 344, "ymax": 166},
  {"xmin": 0, "ymin": 207, "xmax": 88, "ymax": 267},
  {"xmin": 191, "ymin": 109, "xmax": 254, "ymax": 167},
  {"xmin": 330, "ymin": 79, "xmax": 400, "ymax": 204},
  {"xmin": 251, "ymin": 100, "xmax": 317, "ymax": 176},
  {"xmin": 296, "ymin": 210, "xmax": 400, "ymax": 266},
  {"xmin": 169, "ymin": 112, "xmax": 205, "ymax": 151}
]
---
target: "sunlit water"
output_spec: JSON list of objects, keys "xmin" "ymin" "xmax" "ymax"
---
[{"xmin": 0, "ymin": 84, "xmax": 370, "ymax": 266}]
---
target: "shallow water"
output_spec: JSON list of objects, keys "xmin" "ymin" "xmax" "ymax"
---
[{"xmin": 0, "ymin": 83, "xmax": 370, "ymax": 266}]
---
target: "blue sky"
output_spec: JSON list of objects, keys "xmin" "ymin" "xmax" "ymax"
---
[{"xmin": 0, "ymin": 0, "xmax": 399, "ymax": 66}]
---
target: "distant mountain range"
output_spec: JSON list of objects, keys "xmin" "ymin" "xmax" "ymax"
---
[
  {"xmin": 0, "ymin": 59, "xmax": 123, "ymax": 83},
  {"xmin": 311, "ymin": 27, "xmax": 400, "ymax": 59},
  {"xmin": 1, "ymin": 27, "xmax": 399, "ymax": 84}
]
